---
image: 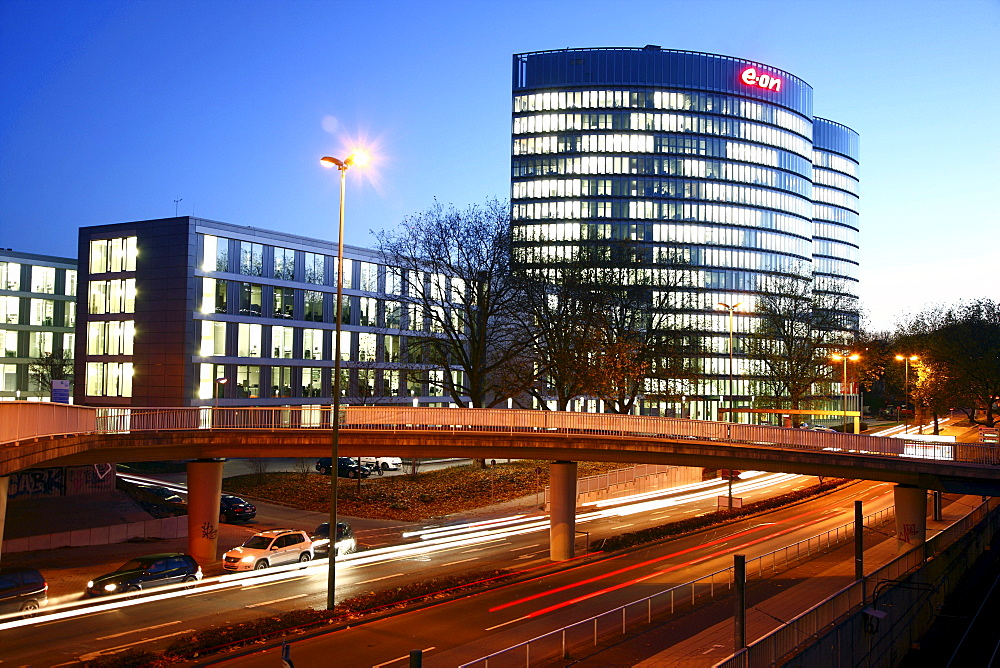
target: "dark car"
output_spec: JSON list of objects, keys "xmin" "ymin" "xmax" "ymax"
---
[
  {"xmin": 220, "ymin": 494, "xmax": 257, "ymax": 523},
  {"xmin": 315, "ymin": 457, "xmax": 371, "ymax": 479},
  {"xmin": 142, "ymin": 485, "xmax": 187, "ymax": 508},
  {"xmin": 310, "ymin": 521, "xmax": 357, "ymax": 558},
  {"xmin": 0, "ymin": 567, "xmax": 48, "ymax": 617},
  {"xmin": 85, "ymin": 553, "xmax": 201, "ymax": 597}
]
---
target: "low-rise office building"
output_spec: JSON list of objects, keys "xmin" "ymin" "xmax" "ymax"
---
[
  {"xmin": 73, "ymin": 217, "xmax": 446, "ymax": 408},
  {"xmin": 0, "ymin": 249, "xmax": 77, "ymax": 402}
]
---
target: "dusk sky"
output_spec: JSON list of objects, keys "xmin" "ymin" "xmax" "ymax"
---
[{"xmin": 1, "ymin": 0, "xmax": 997, "ymax": 331}]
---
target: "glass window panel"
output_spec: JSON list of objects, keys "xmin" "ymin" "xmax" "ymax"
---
[
  {"xmin": 302, "ymin": 328, "xmax": 324, "ymax": 360},
  {"xmin": 240, "ymin": 283, "xmax": 262, "ymax": 316},
  {"xmin": 0, "ymin": 262, "xmax": 21, "ymax": 290},
  {"xmin": 29, "ymin": 299, "xmax": 54, "ymax": 326},
  {"xmin": 359, "ymin": 262, "xmax": 378, "ymax": 292},
  {"xmin": 239, "ymin": 242, "xmax": 263, "ymax": 276},
  {"xmin": 304, "ymin": 290, "xmax": 323, "ymax": 322},
  {"xmin": 1, "ymin": 296, "xmax": 19, "ymax": 323},
  {"xmin": 303, "ymin": 252, "xmax": 325, "ymax": 284},
  {"xmin": 271, "ymin": 325, "xmax": 293, "ymax": 358},
  {"xmin": 30, "ymin": 266, "xmax": 56, "ymax": 294},
  {"xmin": 236, "ymin": 365, "xmax": 261, "ymax": 398},
  {"xmin": 273, "ymin": 247, "xmax": 295, "ymax": 280},
  {"xmin": 238, "ymin": 323, "xmax": 262, "ymax": 357},
  {"xmin": 358, "ymin": 332, "xmax": 376, "ymax": 362}
]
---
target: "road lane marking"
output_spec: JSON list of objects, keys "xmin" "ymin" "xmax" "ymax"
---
[
  {"xmin": 617, "ymin": 523, "xmax": 635, "ymax": 529},
  {"xmin": 441, "ymin": 558, "xmax": 479, "ymax": 567},
  {"xmin": 374, "ymin": 647, "xmax": 436, "ymax": 668},
  {"xmin": 97, "ymin": 620, "xmax": 181, "ymax": 640},
  {"xmin": 356, "ymin": 572, "xmax": 405, "ymax": 585},
  {"xmin": 242, "ymin": 575, "xmax": 309, "ymax": 590},
  {"xmin": 246, "ymin": 594, "xmax": 308, "ymax": 608},
  {"xmin": 485, "ymin": 615, "xmax": 529, "ymax": 631},
  {"xmin": 510, "ymin": 543, "xmax": 540, "ymax": 551},
  {"xmin": 78, "ymin": 629, "xmax": 194, "ymax": 661}
]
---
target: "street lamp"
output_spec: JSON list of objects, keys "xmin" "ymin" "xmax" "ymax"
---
[
  {"xmin": 894, "ymin": 354, "xmax": 919, "ymax": 434},
  {"xmin": 214, "ymin": 377, "xmax": 228, "ymax": 409},
  {"xmin": 830, "ymin": 352, "xmax": 860, "ymax": 432},
  {"xmin": 320, "ymin": 151, "xmax": 367, "ymax": 610},
  {"xmin": 714, "ymin": 302, "xmax": 744, "ymax": 422}
]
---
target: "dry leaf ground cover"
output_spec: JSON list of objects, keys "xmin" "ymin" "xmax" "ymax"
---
[{"xmin": 223, "ymin": 460, "xmax": 626, "ymax": 521}]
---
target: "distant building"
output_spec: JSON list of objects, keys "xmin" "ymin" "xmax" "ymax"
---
[
  {"xmin": 74, "ymin": 217, "xmax": 448, "ymax": 408},
  {"xmin": 511, "ymin": 47, "xmax": 859, "ymax": 418},
  {"xmin": 0, "ymin": 249, "xmax": 77, "ymax": 401}
]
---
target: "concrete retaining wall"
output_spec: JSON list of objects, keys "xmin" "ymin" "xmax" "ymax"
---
[
  {"xmin": 1, "ymin": 515, "xmax": 187, "ymax": 554},
  {"xmin": 546, "ymin": 464, "xmax": 703, "ymax": 508}
]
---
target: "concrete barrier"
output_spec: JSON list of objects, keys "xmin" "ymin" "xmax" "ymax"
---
[{"xmin": 2, "ymin": 515, "xmax": 188, "ymax": 554}]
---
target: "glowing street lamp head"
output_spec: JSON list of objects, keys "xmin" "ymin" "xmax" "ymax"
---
[
  {"xmin": 321, "ymin": 151, "xmax": 370, "ymax": 171},
  {"xmin": 894, "ymin": 354, "xmax": 919, "ymax": 362}
]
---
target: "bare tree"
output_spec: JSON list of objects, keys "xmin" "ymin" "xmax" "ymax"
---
[
  {"xmin": 375, "ymin": 198, "xmax": 531, "ymax": 408},
  {"xmin": 28, "ymin": 350, "xmax": 73, "ymax": 395},
  {"xmin": 747, "ymin": 274, "xmax": 859, "ymax": 418}
]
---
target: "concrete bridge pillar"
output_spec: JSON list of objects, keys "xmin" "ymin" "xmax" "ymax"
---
[
  {"xmin": 893, "ymin": 484, "xmax": 928, "ymax": 548},
  {"xmin": 549, "ymin": 461, "xmax": 578, "ymax": 561},
  {"xmin": 187, "ymin": 459, "xmax": 225, "ymax": 567},
  {"xmin": 0, "ymin": 476, "xmax": 8, "ymax": 566}
]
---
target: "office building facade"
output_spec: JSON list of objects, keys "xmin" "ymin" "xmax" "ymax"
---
[
  {"xmin": 0, "ymin": 249, "xmax": 77, "ymax": 402},
  {"xmin": 74, "ymin": 217, "xmax": 447, "ymax": 408},
  {"xmin": 511, "ymin": 47, "xmax": 859, "ymax": 418}
]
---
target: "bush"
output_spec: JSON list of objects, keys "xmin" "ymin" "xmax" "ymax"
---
[{"xmin": 85, "ymin": 648, "xmax": 160, "ymax": 667}]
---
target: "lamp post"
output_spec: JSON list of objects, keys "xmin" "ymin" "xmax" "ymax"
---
[
  {"xmin": 321, "ymin": 151, "xmax": 368, "ymax": 610},
  {"xmin": 214, "ymin": 377, "xmax": 228, "ymax": 409},
  {"xmin": 714, "ymin": 302, "xmax": 743, "ymax": 422},
  {"xmin": 830, "ymin": 352, "xmax": 860, "ymax": 432},
  {"xmin": 894, "ymin": 354, "xmax": 919, "ymax": 434}
]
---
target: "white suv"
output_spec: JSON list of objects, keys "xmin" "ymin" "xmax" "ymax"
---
[
  {"xmin": 359, "ymin": 456, "xmax": 403, "ymax": 471},
  {"xmin": 223, "ymin": 529, "xmax": 313, "ymax": 572}
]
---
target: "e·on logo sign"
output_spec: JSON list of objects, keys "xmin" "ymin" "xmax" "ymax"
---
[{"xmin": 740, "ymin": 67, "xmax": 782, "ymax": 92}]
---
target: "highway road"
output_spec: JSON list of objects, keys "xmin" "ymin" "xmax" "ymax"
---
[{"xmin": 0, "ymin": 474, "xmax": 900, "ymax": 666}]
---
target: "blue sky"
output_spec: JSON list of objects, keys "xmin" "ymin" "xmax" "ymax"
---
[{"xmin": 1, "ymin": 0, "xmax": 997, "ymax": 331}]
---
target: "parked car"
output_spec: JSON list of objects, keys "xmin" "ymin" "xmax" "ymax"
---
[
  {"xmin": 310, "ymin": 521, "xmax": 357, "ymax": 558},
  {"xmin": 315, "ymin": 457, "xmax": 371, "ymax": 479},
  {"xmin": 222, "ymin": 529, "xmax": 313, "ymax": 572},
  {"xmin": 359, "ymin": 456, "xmax": 403, "ymax": 472},
  {"xmin": 0, "ymin": 567, "xmax": 48, "ymax": 616},
  {"xmin": 141, "ymin": 485, "xmax": 187, "ymax": 508},
  {"xmin": 85, "ymin": 553, "xmax": 201, "ymax": 597},
  {"xmin": 220, "ymin": 494, "xmax": 257, "ymax": 523}
]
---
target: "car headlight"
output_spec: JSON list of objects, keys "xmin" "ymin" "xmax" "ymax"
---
[
  {"xmin": 241, "ymin": 555, "xmax": 255, "ymax": 562},
  {"xmin": 86, "ymin": 580, "xmax": 94, "ymax": 588},
  {"xmin": 103, "ymin": 583, "xmax": 118, "ymax": 592}
]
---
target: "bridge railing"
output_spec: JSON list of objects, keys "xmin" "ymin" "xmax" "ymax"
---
[
  {"xmin": 0, "ymin": 402, "xmax": 96, "ymax": 446},
  {"xmin": 5, "ymin": 404, "xmax": 998, "ymax": 467},
  {"xmin": 457, "ymin": 506, "xmax": 895, "ymax": 668}
]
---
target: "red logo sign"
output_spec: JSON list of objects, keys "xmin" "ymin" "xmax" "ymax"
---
[{"xmin": 740, "ymin": 67, "xmax": 782, "ymax": 92}]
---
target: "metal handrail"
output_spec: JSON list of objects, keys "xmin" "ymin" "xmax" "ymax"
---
[
  {"xmin": 3, "ymin": 404, "xmax": 995, "ymax": 466},
  {"xmin": 458, "ymin": 506, "xmax": 895, "ymax": 667}
]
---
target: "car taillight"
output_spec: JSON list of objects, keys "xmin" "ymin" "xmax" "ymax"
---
[{"xmin": 43, "ymin": 582, "xmax": 48, "ymax": 592}]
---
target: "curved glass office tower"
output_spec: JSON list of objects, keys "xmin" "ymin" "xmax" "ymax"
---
[{"xmin": 511, "ymin": 47, "xmax": 859, "ymax": 418}]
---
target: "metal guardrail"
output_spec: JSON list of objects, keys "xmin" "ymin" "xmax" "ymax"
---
[
  {"xmin": 714, "ymin": 499, "xmax": 998, "ymax": 668},
  {"xmin": 457, "ymin": 507, "xmax": 895, "ymax": 667},
  {"xmin": 4, "ymin": 404, "xmax": 998, "ymax": 466}
]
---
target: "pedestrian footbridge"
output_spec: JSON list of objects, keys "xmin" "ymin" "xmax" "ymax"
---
[{"xmin": 3, "ymin": 403, "xmax": 999, "ymax": 564}]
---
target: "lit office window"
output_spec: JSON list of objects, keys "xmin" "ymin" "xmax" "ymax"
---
[
  {"xmin": 201, "ymin": 234, "xmax": 230, "ymax": 272},
  {"xmin": 0, "ymin": 262, "xmax": 20, "ymax": 290},
  {"xmin": 273, "ymin": 287, "xmax": 295, "ymax": 319},
  {"xmin": 271, "ymin": 326, "xmax": 293, "ymax": 358},
  {"xmin": 236, "ymin": 365, "xmax": 261, "ymax": 398},
  {"xmin": 358, "ymin": 332, "xmax": 376, "ymax": 362},
  {"xmin": 1, "ymin": 330, "xmax": 17, "ymax": 357},
  {"xmin": 200, "ymin": 321, "xmax": 227, "ymax": 356},
  {"xmin": 89, "ymin": 237, "xmax": 137, "ymax": 273},
  {"xmin": 30, "ymin": 266, "xmax": 56, "ymax": 294},
  {"xmin": 239, "ymin": 283, "xmax": 262, "ymax": 316},
  {"xmin": 272, "ymin": 367, "xmax": 292, "ymax": 397},
  {"xmin": 1, "ymin": 364, "xmax": 17, "ymax": 391},
  {"xmin": 335, "ymin": 258, "xmax": 353, "ymax": 289},
  {"xmin": 302, "ymin": 328, "xmax": 324, "ymax": 360},
  {"xmin": 197, "ymin": 362, "xmax": 226, "ymax": 400},
  {"xmin": 86, "ymin": 362, "xmax": 132, "ymax": 397},
  {"xmin": 384, "ymin": 335, "xmax": 400, "ymax": 362},
  {"xmin": 337, "ymin": 331, "xmax": 352, "ymax": 361},
  {"xmin": 63, "ymin": 333, "xmax": 75, "ymax": 355},
  {"xmin": 301, "ymin": 367, "xmax": 322, "ymax": 397},
  {"xmin": 88, "ymin": 279, "xmax": 136, "ymax": 314},
  {"xmin": 65, "ymin": 270, "xmax": 77, "ymax": 296},
  {"xmin": 359, "ymin": 297, "xmax": 377, "ymax": 326},
  {"xmin": 1, "ymin": 296, "xmax": 19, "ymax": 324},
  {"xmin": 29, "ymin": 299, "xmax": 55, "ymax": 326},
  {"xmin": 237, "ymin": 323, "xmax": 262, "ymax": 357}
]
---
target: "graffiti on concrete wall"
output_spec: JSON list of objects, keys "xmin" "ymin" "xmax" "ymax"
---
[{"xmin": 7, "ymin": 464, "xmax": 117, "ymax": 500}]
